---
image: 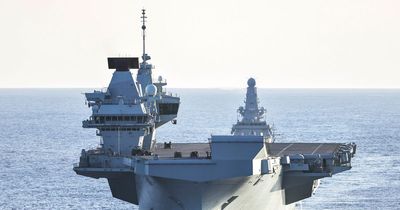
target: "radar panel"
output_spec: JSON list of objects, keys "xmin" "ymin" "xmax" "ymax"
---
[{"xmin": 108, "ymin": 57, "xmax": 139, "ymax": 70}]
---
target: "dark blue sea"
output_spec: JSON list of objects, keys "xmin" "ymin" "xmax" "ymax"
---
[{"xmin": 0, "ymin": 89, "xmax": 399, "ymax": 209}]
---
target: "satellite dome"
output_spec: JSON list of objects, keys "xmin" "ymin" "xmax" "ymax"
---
[
  {"xmin": 145, "ymin": 84, "xmax": 157, "ymax": 96},
  {"xmin": 247, "ymin": 78, "xmax": 256, "ymax": 87}
]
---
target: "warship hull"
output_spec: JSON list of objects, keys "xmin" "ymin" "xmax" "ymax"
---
[
  {"xmin": 75, "ymin": 141, "xmax": 355, "ymax": 210},
  {"xmin": 76, "ymin": 170, "xmax": 290, "ymax": 210},
  {"xmin": 123, "ymin": 173, "xmax": 295, "ymax": 210}
]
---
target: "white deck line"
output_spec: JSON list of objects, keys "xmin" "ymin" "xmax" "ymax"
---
[
  {"xmin": 276, "ymin": 143, "xmax": 294, "ymax": 156},
  {"xmin": 311, "ymin": 143, "xmax": 324, "ymax": 154}
]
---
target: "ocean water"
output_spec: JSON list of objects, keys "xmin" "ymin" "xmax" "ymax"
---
[{"xmin": 0, "ymin": 88, "xmax": 399, "ymax": 210}]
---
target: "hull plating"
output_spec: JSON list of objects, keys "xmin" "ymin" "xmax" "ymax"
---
[{"xmin": 134, "ymin": 168, "xmax": 294, "ymax": 210}]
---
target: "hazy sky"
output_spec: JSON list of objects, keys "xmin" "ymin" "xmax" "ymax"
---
[{"xmin": 1, "ymin": 0, "xmax": 399, "ymax": 88}]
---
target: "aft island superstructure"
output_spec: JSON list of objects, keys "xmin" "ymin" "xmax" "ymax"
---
[{"xmin": 73, "ymin": 9, "xmax": 356, "ymax": 210}]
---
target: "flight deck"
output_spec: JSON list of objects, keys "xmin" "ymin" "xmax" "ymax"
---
[{"xmin": 152, "ymin": 143, "xmax": 345, "ymax": 159}]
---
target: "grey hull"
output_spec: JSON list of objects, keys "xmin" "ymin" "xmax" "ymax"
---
[{"xmin": 134, "ymin": 169, "xmax": 294, "ymax": 210}]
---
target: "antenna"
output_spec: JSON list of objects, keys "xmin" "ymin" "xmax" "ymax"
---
[{"xmin": 141, "ymin": 9, "xmax": 147, "ymax": 59}]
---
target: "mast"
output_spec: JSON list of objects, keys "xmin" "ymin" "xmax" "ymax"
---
[
  {"xmin": 241, "ymin": 78, "xmax": 264, "ymax": 122},
  {"xmin": 137, "ymin": 9, "xmax": 153, "ymax": 94},
  {"xmin": 141, "ymin": 9, "xmax": 148, "ymax": 61}
]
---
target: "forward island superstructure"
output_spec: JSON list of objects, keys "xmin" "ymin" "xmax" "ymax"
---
[{"xmin": 74, "ymin": 9, "xmax": 356, "ymax": 210}]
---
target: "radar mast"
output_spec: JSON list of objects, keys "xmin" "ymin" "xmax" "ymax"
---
[{"xmin": 141, "ymin": 9, "xmax": 150, "ymax": 62}]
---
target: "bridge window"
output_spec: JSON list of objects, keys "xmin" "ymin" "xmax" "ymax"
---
[{"xmin": 158, "ymin": 103, "xmax": 179, "ymax": 115}]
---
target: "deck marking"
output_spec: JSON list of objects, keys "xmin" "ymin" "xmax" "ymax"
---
[
  {"xmin": 276, "ymin": 143, "xmax": 294, "ymax": 156},
  {"xmin": 311, "ymin": 143, "xmax": 324, "ymax": 154}
]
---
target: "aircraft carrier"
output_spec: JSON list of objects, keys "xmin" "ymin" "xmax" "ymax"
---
[{"xmin": 73, "ymin": 9, "xmax": 356, "ymax": 210}]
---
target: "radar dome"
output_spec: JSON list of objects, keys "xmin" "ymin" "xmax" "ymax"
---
[
  {"xmin": 145, "ymin": 84, "xmax": 157, "ymax": 96},
  {"xmin": 247, "ymin": 78, "xmax": 256, "ymax": 87}
]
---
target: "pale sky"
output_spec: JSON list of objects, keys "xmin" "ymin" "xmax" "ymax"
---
[{"xmin": 0, "ymin": 0, "xmax": 399, "ymax": 88}]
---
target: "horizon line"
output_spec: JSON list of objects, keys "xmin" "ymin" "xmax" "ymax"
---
[{"xmin": 0, "ymin": 87, "xmax": 399, "ymax": 90}]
